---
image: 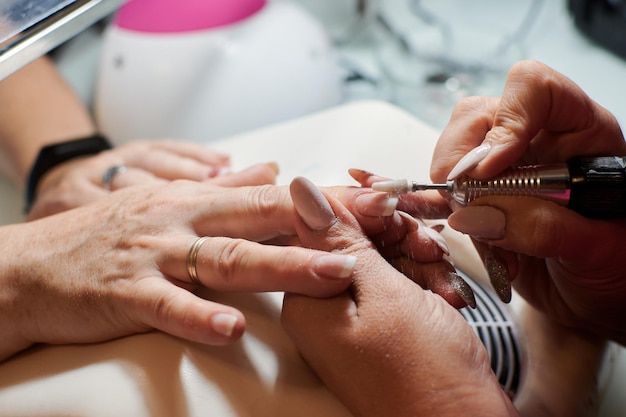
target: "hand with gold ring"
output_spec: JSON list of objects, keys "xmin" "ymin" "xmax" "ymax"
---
[
  {"xmin": 0, "ymin": 175, "xmax": 457, "ymax": 362},
  {"xmin": 27, "ymin": 140, "xmax": 281, "ymax": 220}
]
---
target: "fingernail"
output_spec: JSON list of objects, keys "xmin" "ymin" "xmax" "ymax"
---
[
  {"xmin": 348, "ymin": 168, "xmax": 374, "ymax": 180},
  {"xmin": 408, "ymin": 214, "xmax": 450, "ymax": 255},
  {"xmin": 266, "ymin": 161, "xmax": 280, "ymax": 175},
  {"xmin": 355, "ymin": 192, "xmax": 398, "ymax": 217},
  {"xmin": 430, "ymin": 223, "xmax": 445, "ymax": 233},
  {"xmin": 211, "ymin": 313, "xmax": 239, "ymax": 337},
  {"xmin": 210, "ymin": 166, "xmax": 232, "ymax": 177},
  {"xmin": 420, "ymin": 224, "xmax": 451, "ymax": 256},
  {"xmin": 484, "ymin": 250, "xmax": 511, "ymax": 303},
  {"xmin": 447, "ymin": 143, "xmax": 491, "ymax": 180},
  {"xmin": 448, "ymin": 206, "xmax": 506, "ymax": 239},
  {"xmin": 348, "ymin": 168, "xmax": 389, "ymax": 186},
  {"xmin": 448, "ymin": 272, "xmax": 477, "ymax": 309},
  {"xmin": 290, "ymin": 177, "xmax": 336, "ymax": 230},
  {"xmin": 313, "ymin": 253, "xmax": 357, "ymax": 279},
  {"xmin": 397, "ymin": 211, "xmax": 419, "ymax": 233}
]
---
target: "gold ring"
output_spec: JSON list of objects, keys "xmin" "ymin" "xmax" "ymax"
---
[{"xmin": 187, "ymin": 236, "xmax": 209, "ymax": 285}]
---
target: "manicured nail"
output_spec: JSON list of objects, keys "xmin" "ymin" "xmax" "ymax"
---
[
  {"xmin": 448, "ymin": 272, "xmax": 477, "ymax": 309},
  {"xmin": 430, "ymin": 224, "xmax": 445, "ymax": 233},
  {"xmin": 416, "ymin": 218, "xmax": 451, "ymax": 256},
  {"xmin": 398, "ymin": 211, "xmax": 419, "ymax": 232},
  {"xmin": 211, "ymin": 313, "xmax": 239, "ymax": 337},
  {"xmin": 266, "ymin": 161, "xmax": 280, "ymax": 175},
  {"xmin": 422, "ymin": 226, "xmax": 451, "ymax": 256},
  {"xmin": 447, "ymin": 143, "xmax": 491, "ymax": 180},
  {"xmin": 313, "ymin": 254, "xmax": 357, "ymax": 279},
  {"xmin": 400, "ymin": 212, "xmax": 450, "ymax": 255},
  {"xmin": 484, "ymin": 250, "xmax": 511, "ymax": 303},
  {"xmin": 209, "ymin": 166, "xmax": 232, "ymax": 177},
  {"xmin": 348, "ymin": 168, "xmax": 389, "ymax": 186},
  {"xmin": 355, "ymin": 192, "xmax": 398, "ymax": 217},
  {"xmin": 448, "ymin": 206, "xmax": 506, "ymax": 240},
  {"xmin": 290, "ymin": 177, "xmax": 335, "ymax": 230}
]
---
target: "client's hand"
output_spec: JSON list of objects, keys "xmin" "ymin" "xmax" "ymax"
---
[
  {"xmin": 27, "ymin": 140, "xmax": 267, "ymax": 220},
  {"xmin": 282, "ymin": 177, "xmax": 517, "ymax": 417},
  {"xmin": 2, "ymin": 180, "xmax": 353, "ymax": 362}
]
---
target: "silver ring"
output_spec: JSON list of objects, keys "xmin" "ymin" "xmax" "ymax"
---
[
  {"xmin": 187, "ymin": 236, "xmax": 209, "ymax": 285},
  {"xmin": 102, "ymin": 165, "xmax": 128, "ymax": 190}
]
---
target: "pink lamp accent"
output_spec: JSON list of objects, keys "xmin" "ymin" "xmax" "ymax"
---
[{"xmin": 114, "ymin": 0, "xmax": 267, "ymax": 33}]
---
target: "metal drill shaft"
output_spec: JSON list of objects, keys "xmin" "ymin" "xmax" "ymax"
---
[
  {"xmin": 410, "ymin": 182, "xmax": 450, "ymax": 191},
  {"xmin": 451, "ymin": 164, "xmax": 571, "ymax": 205}
]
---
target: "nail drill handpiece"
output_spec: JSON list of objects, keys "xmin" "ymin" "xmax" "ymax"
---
[{"xmin": 372, "ymin": 156, "xmax": 626, "ymax": 219}]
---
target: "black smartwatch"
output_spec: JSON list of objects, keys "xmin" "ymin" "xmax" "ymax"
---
[{"xmin": 25, "ymin": 134, "xmax": 112, "ymax": 213}]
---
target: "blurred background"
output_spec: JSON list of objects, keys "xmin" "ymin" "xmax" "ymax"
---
[{"xmin": 48, "ymin": 0, "xmax": 626, "ymax": 138}]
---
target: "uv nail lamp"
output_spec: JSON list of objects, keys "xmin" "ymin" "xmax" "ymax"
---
[{"xmin": 94, "ymin": 0, "xmax": 343, "ymax": 144}]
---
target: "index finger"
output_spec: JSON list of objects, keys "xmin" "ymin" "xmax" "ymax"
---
[{"xmin": 473, "ymin": 61, "xmax": 625, "ymax": 177}]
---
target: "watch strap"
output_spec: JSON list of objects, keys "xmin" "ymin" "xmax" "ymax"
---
[{"xmin": 25, "ymin": 134, "xmax": 112, "ymax": 213}]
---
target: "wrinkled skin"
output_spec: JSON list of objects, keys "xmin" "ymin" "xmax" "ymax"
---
[
  {"xmin": 27, "ymin": 140, "xmax": 234, "ymax": 219},
  {"xmin": 282, "ymin": 177, "xmax": 517, "ymax": 417}
]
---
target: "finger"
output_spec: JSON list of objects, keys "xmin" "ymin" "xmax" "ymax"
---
[
  {"xmin": 430, "ymin": 96, "xmax": 499, "ymax": 183},
  {"xmin": 290, "ymin": 177, "xmax": 476, "ymax": 309},
  {"xmin": 396, "ymin": 212, "xmax": 449, "ymax": 261},
  {"xmin": 448, "ymin": 197, "xmax": 626, "ymax": 266},
  {"xmin": 468, "ymin": 61, "xmax": 626, "ymax": 177},
  {"xmin": 348, "ymin": 168, "xmax": 391, "ymax": 187},
  {"xmin": 126, "ymin": 148, "xmax": 218, "ymax": 181},
  {"xmin": 338, "ymin": 189, "xmax": 450, "ymax": 273},
  {"xmin": 390, "ymin": 256, "xmax": 476, "ymax": 309},
  {"xmin": 348, "ymin": 168, "xmax": 451, "ymax": 218},
  {"xmin": 206, "ymin": 163, "xmax": 279, "ymax": 187},
  {"xmin": 150, "ymin": 140, "xmax": 231, "ymax": 167},
  {"xmin": 27, "ymin": 180, "xmax": 107, "ymax": 220},
  {"xmin": 328, "ymin": 186, "xmax": 447, "ymax": 253},
  {"xmin": 160, "ymin": 235, "xmax": 355, "ymax": 298},
  {"xmin": 134, "ymin": 278, "xmax": 246, "ymax": 345},
  {"xmin": 107, "ymin": 167, "xmax": 166, "ymax": 190},
  {"xmin": 187, "ymin": 184, "xmax": 296, "ymax": 241},
  {"xmin": 469, "ymin": 240, "xmax": 516, "ymax": 303}
]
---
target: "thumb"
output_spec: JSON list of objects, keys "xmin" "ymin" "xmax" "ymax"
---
[{"xmin": 448, "ymin": 197, "xmax": 622, "ymax": 262}]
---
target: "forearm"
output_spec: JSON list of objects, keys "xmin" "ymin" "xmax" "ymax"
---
[{"xmin": 0, "ymin": 56, "xmax": 96, "ymax": 187}]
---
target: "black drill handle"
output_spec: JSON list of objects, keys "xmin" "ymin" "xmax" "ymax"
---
[{"xmin": 567, "ymin": 156, "xmax": 626, "ymax": 218}]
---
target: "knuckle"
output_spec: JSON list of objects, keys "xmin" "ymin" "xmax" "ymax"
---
[
  {"xmin": 451, "ymin": 96, "xmax": 491, "ymax": 118},
  {"xmin": 509, "ymin": 60, "xmax": 551, "ymax": 82},
  {"xmin": 246, "ymin": 185, "xmax": 284, "ymax": 219},
  {"xmin": 150, "ymin": 291, "xmax": 174, "ymax": 325},
  {"xmin": 520, "ymin": 206, "xmax": 563, "ymax": 255},
  {"xmin": 214, "ymin": 238, "xmax": 248, "ymax": 286}
]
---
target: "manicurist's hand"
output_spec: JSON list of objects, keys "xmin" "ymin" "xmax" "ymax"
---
[
  {"xmin": 429, "ymin": 60, "xmax": 626, "ymax": 344},
  {"xmin": 282, "ymin": 177, "xmax": 517, "ymax": 417}
]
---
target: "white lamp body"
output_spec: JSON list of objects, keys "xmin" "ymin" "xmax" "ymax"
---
[{"xmin": 94, "ymin": 2, "xmax": 342, "ymax": 144}]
